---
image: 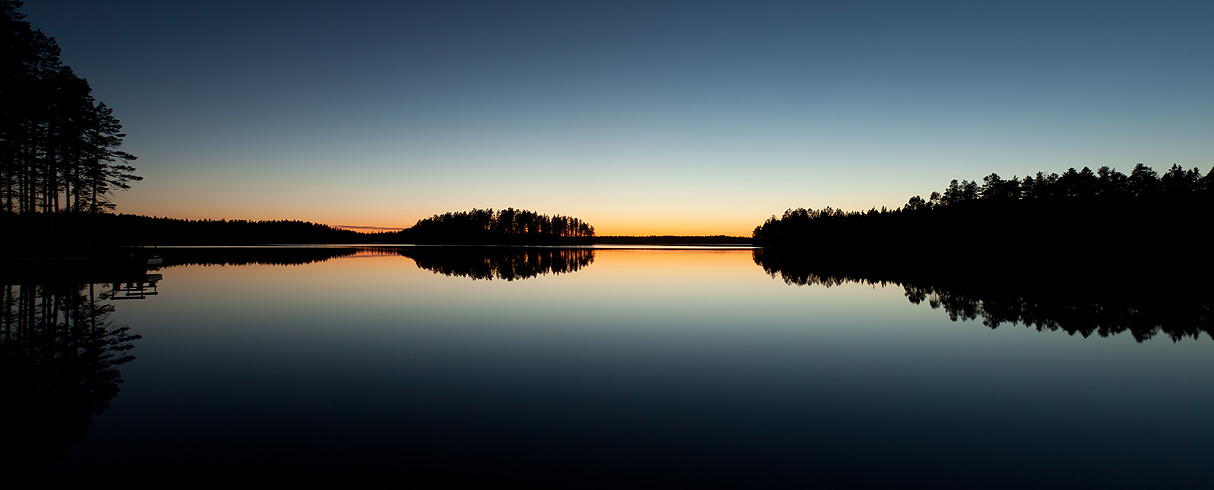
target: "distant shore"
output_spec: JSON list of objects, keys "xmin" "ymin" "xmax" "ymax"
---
[
  {"xmin": 591, "ymin": 235, "xmax": 751, "ymax": 245},
  {"xmin": 1, "ymin": 212, "xmax": 751, "ymax": 255}
]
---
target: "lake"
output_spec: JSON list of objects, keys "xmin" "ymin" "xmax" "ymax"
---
[{"xmin": 7, "ymin": 246, "xmax": 1213, "ymax": 488}]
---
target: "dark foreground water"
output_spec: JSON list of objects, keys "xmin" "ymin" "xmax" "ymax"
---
[{"xmin": 6, "ymin": 247, "xmax": 1213, "ymax": 489}]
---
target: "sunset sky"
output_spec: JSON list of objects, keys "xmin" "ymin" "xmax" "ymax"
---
[{"xmin": 22, "ymin": 0, "xmax": 1214, "ymax": 235}]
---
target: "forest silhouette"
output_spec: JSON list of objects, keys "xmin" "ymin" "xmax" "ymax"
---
[
  {"xmin": 1, "ymin": 1, "xmax": 140, "ymax": 215},
  {"xmin": 752, "ymin": 163, "xmax": 1213, "ymax": 280},
  {"xmin": 399, "ymin": 208, "xmax": 594, "ymax": 244},
  {"xmin": 755, "ymin": 163, "xmax": 1213, "ymax": 245},
  {"xmin": 1, "ymin": 207, "xmax": 600, "ymax": 252}
]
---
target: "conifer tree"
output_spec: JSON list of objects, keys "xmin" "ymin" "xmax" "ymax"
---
[{"xmin": 0, "ymin": 0, "xmax": 140, "ymax": 214}]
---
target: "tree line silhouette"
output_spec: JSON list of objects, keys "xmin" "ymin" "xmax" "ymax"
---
[
  {"xmin": 755, "ymin": 163, "xmax": 1213, "ymax": 244},
  {"xmin": 905, "ymin": 163, "xmax": 1212, "ymax": 209},
  {"xmin": 751, "ymin": 163, "xmax": 1213, "ymax": 278},
  {"xmin": 3, "ymin": 208, "xmax": 600, "ymax": 251},
  {"xmin": 398, "ymin": 208, "xmax": 594, "ymax": 244},
  {"xmin": 1, "ymin": 1, "xmax": 141, "ymax": 215},
  {"xmin": 0, "ymin": 213, "xmax": 373, "ymax": 253}
]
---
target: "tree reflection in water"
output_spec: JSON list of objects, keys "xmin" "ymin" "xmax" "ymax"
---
[
  {"xmin": 753, "ymin": 249, "xmax": 1211, "ymax": 342},
  {"xmin": 399, "ymin": 247, "xmax": 595, "ymax": 281},
  {"xmin": 148, "ymin": 247, "xmax": 598, "ymax": 282},
  {"xmin": 155, "ymin": 246, "xmax": 363, "ymax": 267},
  {"xmin": 1, "ymin": 282, "xmax": 141, "ymax": 486}
]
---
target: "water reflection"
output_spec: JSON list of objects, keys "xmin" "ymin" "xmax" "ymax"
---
[
  {"xmin": 1, "ymin": 282, "xmax": 142, "ymax": 485},
  {"xmin": 24, "ymin": 248, "xmax": 1214, "ymax": 488},
  {"xmin": 153, "ymin": 246, "xmax": 597, "ymax": 281},
  {"xmin": 754, "ymin": 249, "xmax": 1212, "ymax": 342},
  {"xmin": 399, "ymin": 247, "xmax": 594, "ymax": 281},
  {"xmin": 156, "ymin": 246, "xmax": 362, "ymax": 267}
]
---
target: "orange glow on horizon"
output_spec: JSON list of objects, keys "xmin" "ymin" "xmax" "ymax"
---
[
  {"xmin": 595, "ymin": 227, "xmax": 752, "ymax": 238},
  {"xmin": 119, "ymin": 205, "xmax": 755, "ymax": 238},
  {"xmin": 586, "ymin": 216, "xmax": 757, "ymax": 238}
]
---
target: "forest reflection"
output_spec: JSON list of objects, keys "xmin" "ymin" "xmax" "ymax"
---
[
  {"xmin": 399, "ymin": 247, "xmax": 595, "ymax": 281},
  {"xmin": 1, "ymin": 282, "xmax": 141, "ymax": 485},
  {"xmin": 155, "ymin": 247, "xmax": 363, "ymax": 267},
  {"xmin": 152, "ymin": 246, "xmax": 597, "ymax": 281},
  {"xmin": 754, "ymin": 249, "xmax": 1212, "ymax": 342}
]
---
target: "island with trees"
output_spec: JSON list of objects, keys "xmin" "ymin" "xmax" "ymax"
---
[{"xmin": 395, "ymin": 208, "xmax": 594, "ymax": 245}]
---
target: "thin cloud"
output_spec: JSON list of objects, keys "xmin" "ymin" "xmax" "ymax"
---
[{"xmin": 332, "ymin": 224, "xmax": 405, "ymax": 232}]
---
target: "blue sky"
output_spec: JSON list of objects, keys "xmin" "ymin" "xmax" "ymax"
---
[{"xmin": 21, "ymin": 0, "xmax": 1214, "ymax": 234}]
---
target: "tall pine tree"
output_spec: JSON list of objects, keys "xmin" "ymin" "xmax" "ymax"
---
[{"xmin": 1, "ymin": 0, "xmax": 140, "ymax": 214}]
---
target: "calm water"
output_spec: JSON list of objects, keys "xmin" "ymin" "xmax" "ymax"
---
[{"xmin": 8, "ymin": 247, "xmax": 1213, "ymax": 488}]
